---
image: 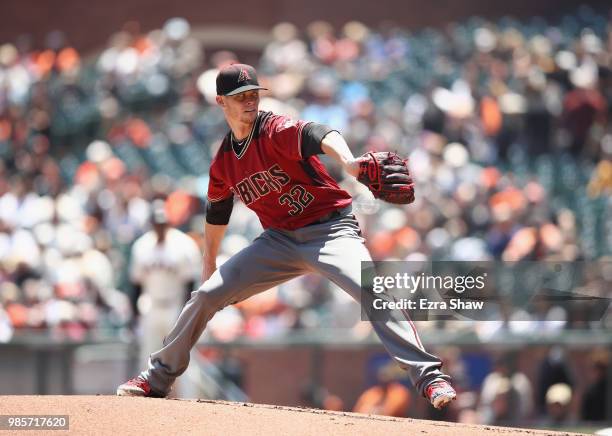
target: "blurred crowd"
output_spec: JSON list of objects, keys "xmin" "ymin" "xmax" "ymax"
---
[
  {"xmin": 439, "ymin": 346, "xmax": 611, "ymax": 426},
  {"xmin": 344, "ymin": 346, "xmax": 610, "ymax": 426},
  {"xmin": 0, "ymin": 8, "xmax": 611, "ymax": 346}
]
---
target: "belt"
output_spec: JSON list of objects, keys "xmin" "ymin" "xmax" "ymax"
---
[{"xmin": 305, "ymin": 206, "xmax": 350, "ymax": 226}]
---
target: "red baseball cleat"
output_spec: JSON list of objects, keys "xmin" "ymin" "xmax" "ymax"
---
[
  {"xmin": 116, "ymin": 376, "xmax": 164, "ymax": 397},
  {"xmin": 425, "ymin": 380, "xmax": 457, "ymax": 409}
]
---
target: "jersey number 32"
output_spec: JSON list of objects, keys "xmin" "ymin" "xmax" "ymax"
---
[{"xmin": 279, "ymin": 185, "xmax": 314, "ymax": 216}]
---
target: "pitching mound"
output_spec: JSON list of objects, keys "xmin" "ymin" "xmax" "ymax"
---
[{"xmin": 0, "ymin": 396, "xmax": 585, "ymax": 435}]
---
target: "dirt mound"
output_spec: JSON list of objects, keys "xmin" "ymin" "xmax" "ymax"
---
[{"xmin": 0, "ymin": 396, "xmax": 585, "ymax": 435}]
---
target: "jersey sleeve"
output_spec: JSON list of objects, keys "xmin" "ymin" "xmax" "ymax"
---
[
  {"xmin": 207, "ymin": 158, "xmax": 232, "ymax": 203},
  {"xmin": 269, "ymin": 115, "xmax": 312, "ymax": 161},
  {"xmin": 269, "ymin": 114, "xmax": 337, "ymax": 160}
]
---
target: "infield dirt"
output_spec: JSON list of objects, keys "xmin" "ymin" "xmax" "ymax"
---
[{"xmin": 0, "ymin": 396, "xmax": 588, "ymax": 435}]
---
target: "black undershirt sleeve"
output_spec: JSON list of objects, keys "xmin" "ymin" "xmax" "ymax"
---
[
  {"xmin": 301, "ymin": 123, "xmax": 338, "ymax": 159},
  {"xmin": 205, "ymin": 196, "xmax": 234, "ymax": 225}
]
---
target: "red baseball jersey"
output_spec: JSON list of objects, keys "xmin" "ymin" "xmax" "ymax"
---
[{"xmin": 207, "ymin": 111, "xmax": 352, "ymax": 230}]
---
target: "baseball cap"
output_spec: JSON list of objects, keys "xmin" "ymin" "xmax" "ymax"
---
[{"xmin": 216, "ymin": 63, "xmax": 267, "ymax": 96}]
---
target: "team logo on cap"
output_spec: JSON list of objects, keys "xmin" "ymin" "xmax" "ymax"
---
[{"xmin": 238, "ymin": 68, "xmax": 251, "ymax": 83}]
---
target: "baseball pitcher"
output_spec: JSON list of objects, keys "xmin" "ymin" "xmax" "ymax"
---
[{"xmin": 117, "ymin": 63, "xmax": 456, "ymax": 409}]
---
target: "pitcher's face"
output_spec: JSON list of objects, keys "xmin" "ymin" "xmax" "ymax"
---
[{"xmin": 217, "ymin": 90, "xmax": 260, "ymax": 125}]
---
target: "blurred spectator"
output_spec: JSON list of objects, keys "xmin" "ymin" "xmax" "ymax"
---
[
  {"xmin": 478, "ymin": 354, "xmax": 533, "ymax": 424},
  {"xmin": 0, "ymin": 304, "xmax": 13, "ymax": 342},
  {"xmin": 485, "ymin": 377, "xmax": 522, "ymax": 426},
  {"xmin": 562, "ymin": 62, "xmax": 607, "ymax": 157},
  {"xmin": 353, "ymin": 362, "xmax": 411, "ymax": 417},
  {"xmin": 301, "ymin": 382, "xmax": 345, "ymax": 412},
  {"xmin": 587, "ymin": 159, "xmax": 612, "ymax": 198},
  {"xmin": 536, "ymin": 347, "xmax": 574, "ymax": 415},
  {"xmin": 581, "ymin": 349, "xmax": 609, "ymax": 421},
  {"xmin": 543, "ymin": 383, "xmax": 573, "ymax": 427}
]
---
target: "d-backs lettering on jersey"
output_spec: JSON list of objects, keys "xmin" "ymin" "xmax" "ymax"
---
[
  {"xmin": 233, "ymin": 164, "xmax": 289, "ymax": 205},
  {"xmin": 207, "ymin": 111, "xmax": 352, "ymax": 230}
]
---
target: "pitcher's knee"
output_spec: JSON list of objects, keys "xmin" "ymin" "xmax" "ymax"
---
[{"xmin": 190, "ymin": 283, "xmax": 228, "ymax": 313}]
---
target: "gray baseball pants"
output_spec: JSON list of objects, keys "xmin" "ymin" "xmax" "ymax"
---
[{"xmin": 141, "ymin": 206, "xmax": 450, "ymax": 396}]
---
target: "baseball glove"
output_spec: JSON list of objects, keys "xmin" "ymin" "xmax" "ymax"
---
[{"xmin": 356, "ymin": 151, "xmax": 415, "ymax": 204}]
